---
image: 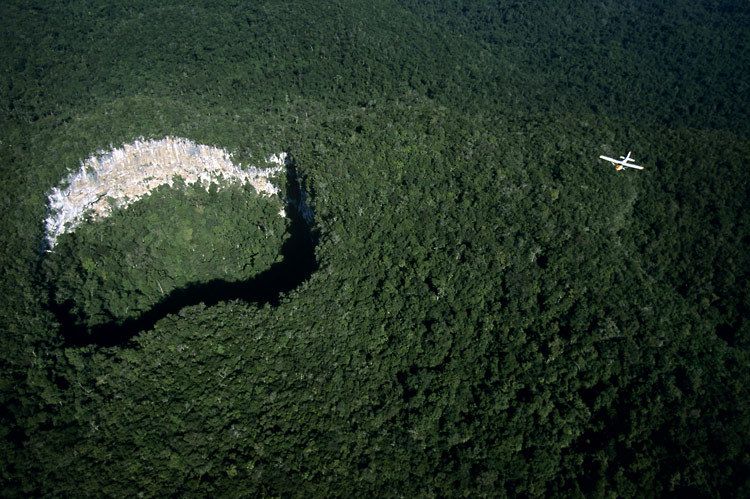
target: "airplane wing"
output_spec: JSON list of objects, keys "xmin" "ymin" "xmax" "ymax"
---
[{"xmin": 599, "ymin": 155, "xmax": 644, "ymax": 170}]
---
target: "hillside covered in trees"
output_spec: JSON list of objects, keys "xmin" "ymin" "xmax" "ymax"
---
[{"xmin": 1, "ymin": 0, "xmax": 748, "ymax": 496}]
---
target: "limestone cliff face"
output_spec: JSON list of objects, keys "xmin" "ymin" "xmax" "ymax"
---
[{"xmin": 44, "ymin": 137, "xmax": 286, "ymax": 249}]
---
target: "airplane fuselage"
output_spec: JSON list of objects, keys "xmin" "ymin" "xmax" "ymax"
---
[{"xmin": 598, "ymin": 151, "xmax": 644, "ymax": 170}]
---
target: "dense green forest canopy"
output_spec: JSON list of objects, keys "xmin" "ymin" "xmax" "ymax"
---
[
  {"xmin": 44, "ymin": 182, "xmax": 289, "ymax": 328},
  {"xmin": 1, "ymin": 0, "xmax": 748, "ymax": 496}
]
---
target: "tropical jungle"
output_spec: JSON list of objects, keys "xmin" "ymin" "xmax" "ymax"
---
[{"xmin": 1, "ymin": 0, "xmax": 748, "ymax": 496}]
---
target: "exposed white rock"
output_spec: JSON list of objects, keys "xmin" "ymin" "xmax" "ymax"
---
[{"xmin": 44, "ymin": 137, "xmax": 286, "ymax": 249}]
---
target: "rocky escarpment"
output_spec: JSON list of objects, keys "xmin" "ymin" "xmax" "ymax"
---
[{"xmin": 44, "ymin": 137, "xmax": 287, "ymax": 249}]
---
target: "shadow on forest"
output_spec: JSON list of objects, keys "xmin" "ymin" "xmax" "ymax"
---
[{"xmin": 50, "ymin": 161, "xmax": 318, "ymax": 348}]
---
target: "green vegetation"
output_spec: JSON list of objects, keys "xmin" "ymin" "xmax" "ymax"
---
[
  {"xmin": 44, "ymin": 182, "xmax": 287, "ymax": 328},
  {"xmin": 1, "ymin": 0, "xmax": 748, "ymax": 496}
]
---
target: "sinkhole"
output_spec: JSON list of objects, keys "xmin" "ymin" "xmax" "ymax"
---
[{"xmin": 41, "ymin": 138, "xmax": 318, "ymax": 347}]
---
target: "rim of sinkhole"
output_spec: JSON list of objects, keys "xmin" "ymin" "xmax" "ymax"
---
[{"xmin": 44, "ymin": 136, "xmax": 288, "ymax": 250}]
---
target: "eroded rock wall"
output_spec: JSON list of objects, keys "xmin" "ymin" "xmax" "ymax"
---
[{"xmin": 45, "ymin": 137, "xmax": 286, "ymax": 248}]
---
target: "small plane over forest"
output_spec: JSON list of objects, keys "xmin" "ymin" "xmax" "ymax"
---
[{"xmin": 599, "ymin": 151, "xmax": 644, "ymax": 171}]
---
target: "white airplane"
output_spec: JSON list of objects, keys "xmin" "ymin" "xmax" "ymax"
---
[{"xmin": 599, "ymin": 151, "xmax": 644, "ymax": 171}]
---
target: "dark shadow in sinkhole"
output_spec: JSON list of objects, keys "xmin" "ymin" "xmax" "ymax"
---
[{"xmin": 51, "ymin": 161, "xmax": 318, "ymax": 348}]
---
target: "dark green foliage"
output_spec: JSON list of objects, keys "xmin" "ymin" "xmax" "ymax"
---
[
  {"xmin": 44, "ymin": 183, "xmax": 287, "ymax": 327},
  {"xmin": 1, "ymin": 0, "xmax": 749, "ymax": 497}
]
